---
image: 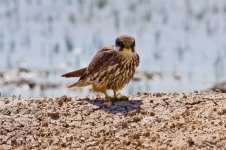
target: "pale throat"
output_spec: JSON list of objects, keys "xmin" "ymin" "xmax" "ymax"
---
[{"xmin": 115, "ymin": 46, "xmax": 135, "ymax": 57}]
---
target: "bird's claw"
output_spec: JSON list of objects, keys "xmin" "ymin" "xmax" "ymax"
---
[
  {"xmin": 117, "ymin": 95, "xmax": 129, "ymax": 101},
  {"xmin": 105, "ymin": 95, "xmax": 129, "ymax": 102}
]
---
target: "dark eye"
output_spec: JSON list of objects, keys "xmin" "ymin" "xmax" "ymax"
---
[
  {"xmin": 116, "ymin": 40, "xmax": 124, "ymax": 47},
  {"xmin": 131, "ymin": 40, "xmax": 135, "ymax": 47},
  {"xmin": 120, "ymin": 41, "xmax": 124, "ymax": 46}
]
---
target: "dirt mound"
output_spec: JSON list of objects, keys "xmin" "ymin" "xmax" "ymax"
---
[{"xmin": 0, "ymin": 91, "xmax": 225, "ymax": 149}]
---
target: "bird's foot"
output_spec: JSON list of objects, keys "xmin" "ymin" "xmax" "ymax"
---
[
  {"xmin": 105, "ymin": 96, "xmax": 115, "ymax": 102},
  {"xmin": 105, "ymin": 95, "xmax": 129, "ymax": 102},
  {"xmin": 116, "ymin": 95, "xmax": 129, "ymax": 101}
]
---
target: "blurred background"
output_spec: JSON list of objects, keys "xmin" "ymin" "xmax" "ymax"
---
[{"xmin": 0, "ymin": 0, "xmax": 226, "ymax": 97}]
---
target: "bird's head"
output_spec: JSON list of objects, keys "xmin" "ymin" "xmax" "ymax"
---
[{"xmin": 115, "ymin": 35, "xmax": 136, "ymax": 53}]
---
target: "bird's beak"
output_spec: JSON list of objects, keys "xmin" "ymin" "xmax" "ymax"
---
[{"xmin": 124, "ymin": 44, "xmax": 131, "ymax": 49}]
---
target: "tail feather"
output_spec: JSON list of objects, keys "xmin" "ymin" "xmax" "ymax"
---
[
  {"xmin": 62, "ymin": 68, "xmax": 86, "ymax": 78},
  {"xmin": 68, "ymin": 81, "xmax": 90, "ymax": 88}
]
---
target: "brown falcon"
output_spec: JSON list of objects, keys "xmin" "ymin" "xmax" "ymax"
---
[{"xmin": 62, "ymin": 35, "xmax": 139, "ymax": 101}]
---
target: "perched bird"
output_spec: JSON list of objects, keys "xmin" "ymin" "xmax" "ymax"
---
[{"xmin": 62, "ymin": 35, "xmax": 139, "ymax": 101}]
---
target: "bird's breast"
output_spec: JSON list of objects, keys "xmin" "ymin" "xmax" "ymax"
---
[
  {"xmin": 89, "ymin": 53, "xmax": 139, "ymax": 92},
  {"xmin": 108, "ymin": 55, "xmax": 138, "ymax": 90}
]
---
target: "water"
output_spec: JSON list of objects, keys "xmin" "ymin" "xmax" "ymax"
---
[{"xmin": 0, "ymin": 0, "xmax": 226, "ymax": 97}]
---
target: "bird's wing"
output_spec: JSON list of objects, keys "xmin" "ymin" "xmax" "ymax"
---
[
  {"xmin": 135, "ymin": 53, "xmax": 140, "ymax": 67},
  {"xmin": 87, "ymin": 46, "xmax": 119, "ymax": 75}
]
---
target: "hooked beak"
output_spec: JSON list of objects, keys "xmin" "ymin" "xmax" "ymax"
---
[{"xmin": 124, "ymin": 44, "xmax": 131, "ymax": 49}]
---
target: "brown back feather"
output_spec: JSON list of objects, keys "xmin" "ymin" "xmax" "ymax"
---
[{"xmin": 87, "ymin": 46, "xmax": 118, "ymax": 74}]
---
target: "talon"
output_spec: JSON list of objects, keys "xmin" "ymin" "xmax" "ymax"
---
[
  {"xmin": 118, "ymin": 95, "xmax": 129, "ymax": 100},
  {"xmin": 116, "ymin": 95, "xmax": 129, "ymax": 101},
  {"xmin": 104, "ymin": 91, "xmax": 129, "ymax": 101},
  {"xmin": 106, "ymin": 95, "xmax": 129, "ymax": 101},
  {"xmin": 105, "ymin": 96, "xmax": 115, "ymax": 102},
  {"xmin": 105, "ymin": 96, "xmax": 128, "ymax": 101}
]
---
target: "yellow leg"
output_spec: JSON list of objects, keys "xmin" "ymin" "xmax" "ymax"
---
[
  {"xmin": 103, "ymin": 90, "xmax": 129, "ymax": 101},
  {"xmin": 113, "ymin": 90, "xmax": 117, "ymax": 99},
  {"xmin": 104, "ymin": 91, "xmax": 108, "ymax": 98},
  {"xmin": 104, "ymin": 91, "xmax": 114, "ymax": 102},
  {"xmin": 113, "ymin": 90, "xmax": 129, "ymax": 101}
]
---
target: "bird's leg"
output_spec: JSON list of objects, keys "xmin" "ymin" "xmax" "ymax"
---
[
  {"xmin": 104, "ymin": 91, "xmax": 114, "ymax": 102},
  {"xmin": 113, "ymin": 90, "xmax": 129, "ymax": 101},
  {"xmin": 113, "ymin": 90, "xmax": 117, "ymax": 99},
  {"xmin": 104, "ymin": 91, "xmax": 109, "ymax": 100},
  {"xmin": 104, "ymin": 90, "xmax": 129, "ymax": 101}
]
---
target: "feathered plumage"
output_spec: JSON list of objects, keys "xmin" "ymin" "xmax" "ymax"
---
[{"xmin": 62, "ymin": 35, "xmax": 139, "ymax": 101}]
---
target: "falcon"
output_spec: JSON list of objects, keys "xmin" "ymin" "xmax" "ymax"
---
[{"xmin": 62, "ymin": 35, "xmax": 139, "ymax": 101}]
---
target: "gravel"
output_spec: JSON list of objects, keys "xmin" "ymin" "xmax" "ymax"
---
[{"xmin": 0, "ymin": 91, "xmax": 226, "ymax": 149}]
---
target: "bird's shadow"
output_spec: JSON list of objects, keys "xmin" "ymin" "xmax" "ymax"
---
[{"xmin": 87, "ymin": 98, "xmax": 143, "ymax": 115}]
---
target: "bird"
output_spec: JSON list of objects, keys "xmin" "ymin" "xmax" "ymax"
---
[{"xmin": 62, "ymin": 35, "xmax": 139, "ymax": 101}]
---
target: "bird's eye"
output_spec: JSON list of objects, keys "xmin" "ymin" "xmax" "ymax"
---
[
  {"xmin": 116, "ymin": 40, "xmax": 124, "ymax": 47},
  {"xmin": 119, "ymin": 41, "xmax": 124, "ymax": 46},
  {"xmin": 131, "ymin": 40, "xmax": 135, "ymax": 47}
]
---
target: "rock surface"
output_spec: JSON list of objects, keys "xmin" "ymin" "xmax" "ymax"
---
[{"xmin": 0, "ymin": 91, "xmax": 226, "ymax": 149}]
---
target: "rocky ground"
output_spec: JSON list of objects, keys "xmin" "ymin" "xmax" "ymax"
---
[{"xmin": 0, "ymin": 91, "xmax": 226, "ymax": 149}]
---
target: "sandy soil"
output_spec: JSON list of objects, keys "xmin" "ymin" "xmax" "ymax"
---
[{"xmin": 0, "ymin": 91, "xmax": 226, "ymax": 150}]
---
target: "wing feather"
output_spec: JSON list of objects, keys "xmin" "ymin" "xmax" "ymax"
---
[
  {"xmin": 61, "ymin": 68, "xmax": 86, "ymax": 78},
  {"xmin": 87, "ymin": 46, "xmax": 119, "ymax": 75},
  {"xmin": 135, "ymin": 53, "xmax": 140, "ymax": 67}
]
